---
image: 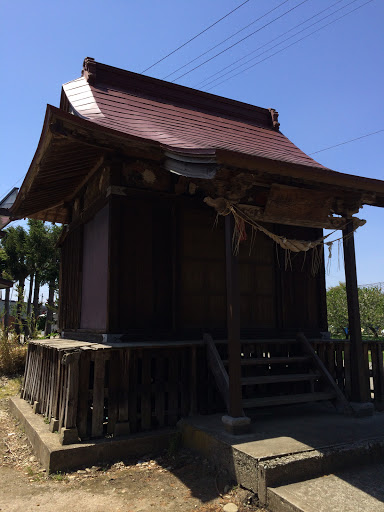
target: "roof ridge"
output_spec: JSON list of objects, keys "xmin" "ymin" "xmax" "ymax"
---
[{"xmin": 81, "ymin": 57, "xmax": 278, "ymax": 130}]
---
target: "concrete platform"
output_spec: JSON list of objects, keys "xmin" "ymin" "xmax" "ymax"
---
[
  {"xmin": 268, "ymin": 463, "xmax": 384, "ymax": 512},
  {"xmin": 179, "ymin": 401, "xmax": 384, "ymax": 508},
  {"xmin": 9, "ymin": 396, "xmax": 177, "ymax": 473}
]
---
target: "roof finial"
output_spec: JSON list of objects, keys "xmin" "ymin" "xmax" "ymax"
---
[
  {"xmin": 269, "ymin": 108, "xmax": 280, "ymax": 130},
  {"xmin": 82, "ymin": 57, "xmax": 96, "ymax": 84}
]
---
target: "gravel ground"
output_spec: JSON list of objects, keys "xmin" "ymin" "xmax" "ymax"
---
[{"xmin": 0, "ymin": 377, "xmax": 266, "ymax": 512}]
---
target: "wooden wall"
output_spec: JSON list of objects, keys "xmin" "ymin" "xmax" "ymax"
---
[
  {"xmin": 59, "ymin": 226, "xmax": 83, "ymax": 330},
  {"xmin": 60, "ymin": 195, "xmax": 327, "ymax": 337},
  {"xmin": 80, "ymin": 205, "xmax": 109, "ymax": 330},
  {"xmin": 108, "ymin": 196, "xmax": 173, "ymax": 333}
]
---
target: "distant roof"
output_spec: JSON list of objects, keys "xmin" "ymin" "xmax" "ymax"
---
[{"xmin": 0, "ymin": 187, "xmax": 18, "ymax": 230}]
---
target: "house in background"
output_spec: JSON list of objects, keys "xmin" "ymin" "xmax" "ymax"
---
[{"xmin": 10, "ymin": 58, "xmax": 384, "ymax": 441}]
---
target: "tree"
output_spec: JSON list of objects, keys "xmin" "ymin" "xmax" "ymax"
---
[
  {"xmin": 0, "ymin": 247, "xmax": 11, "ymax": 330},
  {"xmin": 41, "ymin": 225, "xmax": 61, "ymax": 335},
  {"xmin": 1, "ymin": 226, "xmax": 29, "ymax": 334},
  {"xmin": 327, "ymin": 283, "xmax": 384, "ymax": 338},
  {"xmin": 26, "ymin": 220, "xmax": 51, "ymax": 323}
]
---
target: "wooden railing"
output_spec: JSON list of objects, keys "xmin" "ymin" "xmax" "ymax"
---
[
  {"xmin": 21, "ymin": 337, "xmax": 384, "ymax": 445},
  {"xmin": 21, "ymin": 339, "xmax": 222, "ymax": 443},
  {"xmin": 311, "ymin": 339, "xmax": 384, "ymax": 408}
]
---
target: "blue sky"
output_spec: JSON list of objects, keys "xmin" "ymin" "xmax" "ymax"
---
[{"xmin": 1, "ymin": 0, "xmax": 383, "ymax": 300}]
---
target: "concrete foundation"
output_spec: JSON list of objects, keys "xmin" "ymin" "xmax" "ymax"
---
[
  {"xmin": 222, "ymin": 415, "xmax": 251, "ymax": 435},
  {"xmin": 179, "ymin": 402, "xmax": 384, "ymax": 509},
  {"xmin": 10, "ymin": 395, "xmax": 384, "ymax": 511},
  {"xmin": 9, "ymin": 396, "xmax": 177, "ymax": 473}
]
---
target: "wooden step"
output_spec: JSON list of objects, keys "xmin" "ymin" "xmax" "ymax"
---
[
  {"xmin": 215, "ymin": 338, "xmax": 297, "ymax": 345},
  {"xmin": 242, "ymin": 391, "xmax": 336, "ymax": 409},
  {"xmin": 241, "ymin": 372, "xmax": 321, "ymax": 386},
  {"xmin": 222, "ymin": 356, "xmax": 311, "ymax": 366}
]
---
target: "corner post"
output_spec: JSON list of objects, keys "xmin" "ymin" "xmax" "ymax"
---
[
  {"xmin": 223, "ymin": 214, "xmax": 251, "ymax": 434},
  {"xmin": 342, "ymin": 219, "xmax": 370, "ymax": 402}
]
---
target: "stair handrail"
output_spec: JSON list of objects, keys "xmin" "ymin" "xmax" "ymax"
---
[{"xmin": 297, "ymin": 332, "xmax": 353, "ymax": 414}]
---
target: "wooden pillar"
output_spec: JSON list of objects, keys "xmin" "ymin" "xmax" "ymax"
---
[
  {"xmin": 225, "ymin": 214, "xmax": 243, "ymax": 417},
  {"xmin": 342, "ymin": 219, "xmax": 370, "ymax": 402}
]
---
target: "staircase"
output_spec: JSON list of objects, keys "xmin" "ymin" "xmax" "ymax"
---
[{"xmin": 205, "ymin": 333, "xmax": 348, "ymax": 413}]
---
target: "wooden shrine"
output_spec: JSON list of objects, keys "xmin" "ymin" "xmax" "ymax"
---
[{"xmin": 11, "ymin": 58, "xmax": 384, "ymax": 441}]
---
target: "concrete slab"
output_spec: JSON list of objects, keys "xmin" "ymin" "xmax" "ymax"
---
[
  {"xmin": 268, "ymin": 463, "xmax": 384, "ymax": 512},
  {"xmin": 183, "ymin": 402, "xmax": 384, "ymax": 460},
  {"xmin": 180, "ymin": 402, "xmax": 384, "ymax": 504},
  {"xmin": 9, "ymin": 396, "xmax": 177, "ymax": 473}
]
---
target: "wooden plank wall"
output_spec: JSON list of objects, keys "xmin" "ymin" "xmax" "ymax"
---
[
  {"xmin": 278, "ymin": 225, "xmax": 326, "ymax": 333},
  {"xmin": 58, "ymin": 226, "xmax": 83, "ymax": 330},
  {"xmin": 21, "ymin": 342, "xmax": 218, "ymax": 441},
  {"xmin": 111, "ymin": 198, "xmax": 173, "ymax": 332}
]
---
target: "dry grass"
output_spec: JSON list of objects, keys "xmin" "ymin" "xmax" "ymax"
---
[
  {"xmin": 0, "ymin": 330, "xmax": 27, "ymax": 376},
  {"xmin": 0, "ymin": 374, "xmax": 23, "ymax": 399}
]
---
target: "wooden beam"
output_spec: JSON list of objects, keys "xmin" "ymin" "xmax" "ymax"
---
[
  {"xmin": 225, "ymin": 214, "xmax": 243, "ymax": 418},
  {"xmin": 342, "ymin": 220, "xmax": 370, "ymax": 402}
]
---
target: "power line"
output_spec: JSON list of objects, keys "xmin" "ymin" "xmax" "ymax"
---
[
  {"xmin": 194, "ymin": 0, "xmax": 348, "ymax": 88},
  {"xmin": 309, "ymin": 129, "xmax": 384, "ymax": 155},
  {"xmin": 141, "ymin": 0, "xmax": 251, "ymax": 74},
  {"xmin": 204, "ymin": 0, "xmax": 374, "ymax": 91},
  {"xmin": 162, "ymin": 0, "xmax": 291, "ymax": 80},
  {"xmin": 1, "ymin": 177, "xmax": 23, "ymax": 200},
  {"xmin": 171, "ymin": 0, "xmax": 310, "ymax": 83}
]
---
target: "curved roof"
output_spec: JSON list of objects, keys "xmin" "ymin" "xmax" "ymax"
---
[
  {"xmin": 61, "ymin": 58, "xmax": 327, "ymax": 170},
  {"xmin": 10, "ymin": 58, "xmax": 384, "ymax": 223}
]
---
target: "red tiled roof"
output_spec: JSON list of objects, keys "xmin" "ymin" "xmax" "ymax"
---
[{"xmin": 61, "ymin": 59, "xmax": 328, "ymax": 171}]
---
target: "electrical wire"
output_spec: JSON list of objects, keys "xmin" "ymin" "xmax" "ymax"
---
[
  {"xmin": 1, "ymin": 177, "xmax": 23, "ymax": 201},
  {"xmin": 162, "ymin": 0, "xmax": 291, "ymax": 80},
  {"xmin": 204, "ymin": 0, "xmax": 374, "ymax": 91},
  {"xmin": 141, "ymin": 0, "xmax": 251, "ymax": 73},
  {"xmin": 194, "ymin": 0, "xmax": 348, "ymax": 88},
  {"xmin": 309, "ymin": 129, "xmax": 384, "ymax": 155},
  {"xmin": 171, "ymin": 0, "xmax": 311, "ymax": 82}
]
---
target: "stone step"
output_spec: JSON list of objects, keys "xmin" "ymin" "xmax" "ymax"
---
[{"xmin": 267, "ymin": 462, "xmax": 384, "ymax": 512}]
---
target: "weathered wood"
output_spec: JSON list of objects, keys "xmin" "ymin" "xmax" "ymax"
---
[
  {"xmin": 155, "ymin": 354, "xmax": 166, "ymax": 427},
  {"xmin": 189, "ymin": 346, "xmax": 197, "ymax": 415},
  {"xmin": 58, "ymin": 361, "xmax": 68, "ymax": 431},
  {"xmin": 344, "ymin": 342, "xmax": 352, "ymax": 399},
  {"xmin": 128, "ymin": 350, "xmax": 138, "ymax": 433},
  {"xmin": 326, "ymin": 342, "xmax": 336, "ymax": 381},
  {"xmin": 376, "ymin": 343, "xmax": 384, "ymax": 404},
  {"xmin": 107, "ymin": 349, "xmax": 119, "ymax": 435},
  {"xmin": 225, "ymin": 214, "xmax": 243, "ymax": 418},
  {"xmin": 91, "ymin": 352, "xmax": 105, "ymax": 438},
  {"xmin": 243, "ymin": 391, "xmax": 336, "ymax": 408},
  {"xmin": 141, "ymin": 351, "xmax": 152, "ymax": 430},
  {"xmin": 297, "ymin": 333, "xmax": 352, "ymax": 413},
  {"xmin": 241, "ymin": 373, "xmax": 321, "ymax": 385},
  {"xmin": 167, "ymin": 351, "xmax": 179, "ymax": 425},
  {"xmin": 117, "ymin": 349, "xmax": 130, "ymax": 424},
  {"xmin": 335, "ymin": 343, "xmax": 345, "ymax": 392},
  {"xmin": 370, "ymin": 342, "xmax": 383, "ymax": 403},
  {"xmin": 64, "ymin": 351, "xmax": 80, "ymax": 429},
  {"xmin": 77, "ymin": 349, "xmax": 91, "ymax": 439},
  {"xmin": 342, "ymin": 221, "xmax": 370, "ymax": 402},
  {"xmin": 204, "ymin": 333, "xmax": 229, "ymax": 412}
]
